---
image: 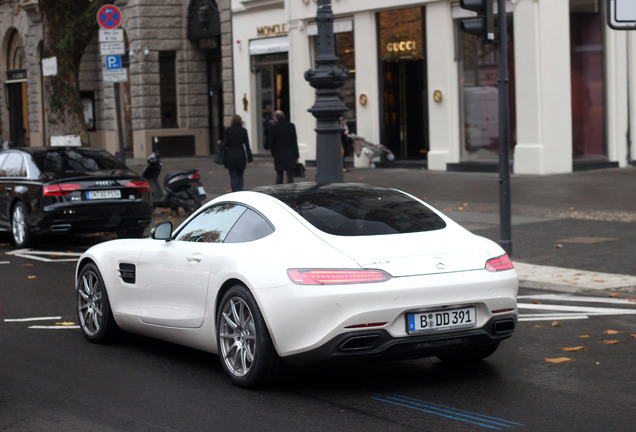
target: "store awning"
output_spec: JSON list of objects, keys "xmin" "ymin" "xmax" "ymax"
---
[{"xmin": 249, "ymin": 36, "xmax": 289, "ymax": 55}]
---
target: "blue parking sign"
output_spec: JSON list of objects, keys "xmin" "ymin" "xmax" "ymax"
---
[{"xmin": 106, "ymin": 55, "xmax": 122, "ymax": 70}]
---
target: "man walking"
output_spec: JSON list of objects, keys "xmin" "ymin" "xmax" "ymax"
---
[{"xmin": 267, "ymin": 110, "xmax": 299, "ymax": 184}]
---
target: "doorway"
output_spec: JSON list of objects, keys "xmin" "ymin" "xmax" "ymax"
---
[
  {"xmin": 253, "ymin": 53, "xmax": 289, "ymax": 153},
  {"xmin": 207, "ymin": 51, "xmax": 223, "ymax": 153},
  {"xmin": 381, "ymin": 60, "xmax": 427, "ymax": 160},
  {"xmin": 378, "ymin": 7, "xmax": 428, "ymax": 161}
]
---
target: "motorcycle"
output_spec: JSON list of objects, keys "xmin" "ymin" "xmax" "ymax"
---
[{"xmin": 141, "ymin": 151, "xmax": 206, "ymax": 215}]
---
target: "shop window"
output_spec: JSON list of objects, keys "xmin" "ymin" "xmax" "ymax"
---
[
  {"xmin": 159, "ymin": 51, "xmax": 178, "ymax": 128},
  {"xmin": 458, "ymin": 14, "xmax": 515, "ymax": 162},
  {"xmin": 309, "ymin": 21, "xmax": 356, "ymax": 133}
]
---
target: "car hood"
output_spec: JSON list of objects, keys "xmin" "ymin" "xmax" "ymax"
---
[{"xmin": 321, "ymin": 226, "xmax": 503, "ymax": 277}]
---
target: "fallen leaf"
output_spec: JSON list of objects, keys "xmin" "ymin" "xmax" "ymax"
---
[
  {"xmin": 21, "ymin": 263, "xmax": 34, "ymax": 267},
  {"xmin": 631, "ymin": 334, "xmax": 636, "ymax": 338},
  {"xmin": 603, "ymin": 329, "xmax": 619, "ymax": 335},
  {"xmin": 56, "ymin": 322, "xmax": 76, "ymax": 326},
  {"xmin": 601, "ymin": 340, "xmax": 620, "ymax": 345},
  {"xmin": 578, "ymin": 335, "xmax": 590, "ymax": 338},
  {"xmin": 608, "ymin": 293, "xmax": 619, "ymax": 297},
  {"xmin": 569, "ymin": 207, "xmax": 576, "ymax": 211},
  {"xmin": 531, "ymin": 301, "xmax": 543, "ymax": 304},
  {"xmin": 628, "ymin": 298, "xmax": 636, "ymax": 303},
  {"xmin": 552, "ymin": 321, "xmax": 562, "ymax": 327},
  {"xmin": 27, "ymin": 275, "xmax": 37, "ymax": 279},
  {"xmin": 593, "ymin": 279, "xmax": 605, "ymax": 283},
  {"xmin": 554, "ymin": 244, "xmax": 563, "ymax": 248},
  {"xmin": 533, "ymin": 325, "xmax": 545, "ymax": 328},
  {"xmin": 562, "ymin": 346, "xmax": 587, "ymax": 352},
  {"xmin": 545, "ymin": 357, "xmax": 574, "ymax": 363}
]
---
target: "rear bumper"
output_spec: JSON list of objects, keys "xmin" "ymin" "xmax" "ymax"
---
[
  {"xmin": 283, "ymin": 314, "xmax": 516, "ymax": 366},
  {"xmin": 32, "ymin": 201, "xmax": 152, "ymax": 234}
]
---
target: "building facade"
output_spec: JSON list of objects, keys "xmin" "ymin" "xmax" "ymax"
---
[
  {"xmin": 0, "ymin": 0, "xmax": 234, "ymax": 159},
  {"xmin": 231, "ymin": 0, "xmax": 636, "ymax": 174}
]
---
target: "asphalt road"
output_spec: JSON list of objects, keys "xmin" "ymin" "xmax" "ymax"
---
[{"xmin": 1, "ymin": 236, "xmax": 635, "ymax": 432}]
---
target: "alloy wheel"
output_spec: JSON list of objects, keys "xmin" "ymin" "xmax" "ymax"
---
[
  {"xmin": 219, "ymin": 296, "xmax": 256, "ymax": 377},
  {"xmin": 77, "ymin": 270, "xmax": 104, "ymax": 337},
  {"xmin": 11, "ymin": 204, "xmax": 26, "ymax": 246}
]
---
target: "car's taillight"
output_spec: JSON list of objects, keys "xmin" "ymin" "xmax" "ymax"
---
[
  {"xmin": 287, "ymin": 269, "xmax": 392, "ymax": 285},
  {"xmin": 126, "ymin": 181, "xmax": 151, "ymax": 192},
  {"xmin": 485, "ymin": 254, "xmax": 514, "ymax": 272},
  {"xmin": 43, "ymin": 183, "xmax": 82, "ymax": 196}
]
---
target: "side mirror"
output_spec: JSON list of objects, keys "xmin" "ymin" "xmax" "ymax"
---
[{"xmin": 150, "ymin": 222, "xmax": 173, "ymax": 241}]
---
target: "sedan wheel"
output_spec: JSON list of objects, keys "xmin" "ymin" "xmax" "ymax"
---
[
  {"xmin": 217, "ymin": 285, "xmax": 282, "ymax": 388},
  {"xmin": 77, "ymin": 263, "xmax": 119, "ymax": 343},
  {"xmin": 11, "ymin": 202, "xmax": 31, "ymax": 248}
]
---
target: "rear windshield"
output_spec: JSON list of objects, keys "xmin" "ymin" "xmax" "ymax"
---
[
  {"xmin": 274, "ymin": 185, "xmax": 446, "ymax": 236},
  {"xmin": 31, "ymin": 148, "xmax": 127, "ymax": 175}
]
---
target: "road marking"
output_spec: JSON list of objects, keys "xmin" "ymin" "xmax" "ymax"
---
[
  {"xmin": 4, "ymin": 316, "xmax": 62, "ymax": 322},
  {"xmin": 5, "ymin": 248, "xmax": 82, "ymax": 263},
  {"xmin": 370, "ymin": 395, "xmax": 523, "ymax": 430},
  {"xmin": 518, "ymin": 294, "xmax": 636, "ymax": 322},
  {"xmin": 29, "ymin": 325, "xmax": 80, "ymax": 330},
  {"xmin": 0, "ymin": 261, "xmax": 9, "ymax": 264}
]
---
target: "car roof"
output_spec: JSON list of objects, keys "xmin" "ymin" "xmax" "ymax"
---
[{"xmin": 251, "ymin": 182, "xmax": 395, "ymax": 197}]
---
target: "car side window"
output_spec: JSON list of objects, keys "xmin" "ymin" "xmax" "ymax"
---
[
  {"xmin": 175, "ymin": 203, "xmax": 247, "ymax": 243},
  {"xmin": 224, "ymin": 208, "xmax": 274, "ymax": 243},
  {"xmin": 0, "ymin": 153, "xmax": 8, "ymax": 174},
  {"xmin": 0, "ymin": 153, "xmax": 25, "ymax": 177}
]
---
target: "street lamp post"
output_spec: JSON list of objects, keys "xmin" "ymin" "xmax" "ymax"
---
[{"xmin": 304, "ymin": 0, "xmax": 349, "ymax": 183}]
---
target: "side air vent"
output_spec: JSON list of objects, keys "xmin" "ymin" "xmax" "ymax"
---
[{"xmin": 118, "ymin": 263, "xmax": 136, "ymax": 284}]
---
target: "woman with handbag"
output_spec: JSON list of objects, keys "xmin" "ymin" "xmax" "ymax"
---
[{"xmin": 220, "ymin": 114, "xmax": 253, "ymax": 191}]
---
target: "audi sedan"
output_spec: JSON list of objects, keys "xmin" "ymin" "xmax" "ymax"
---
[
  {"xmin": 75, "ymin": 183, "xmax": 518, "ymax": 388},
  {"xmin": 0, "ymin": 146, "xmax": 152, "ymax": 247}
]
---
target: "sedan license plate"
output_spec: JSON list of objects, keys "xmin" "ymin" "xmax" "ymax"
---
[
  {"xmin": 87, "ymin": 190, "xmax": 121, "ymax": 200},
  {"xmin": 407, "ymin": 307, "xmax": 476, "ymax": 334}
]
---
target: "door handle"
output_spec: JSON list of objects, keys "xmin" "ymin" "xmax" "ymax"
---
[{"xmin": 186, "ymin": 253, "xmax": 202, "ymax": 263}]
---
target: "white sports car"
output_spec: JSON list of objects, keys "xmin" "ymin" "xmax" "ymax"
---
[{"xmin": 76, "ymin": 183, "xmax": 518, "ymax": 387}]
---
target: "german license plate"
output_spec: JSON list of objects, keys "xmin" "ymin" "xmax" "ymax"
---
[
  {"xmin": 87, "ymin": 190, "xmax": 121, "ymax": 200},
  {"xmin": 407, "ymin": 307, "xmax": 476, "ymax": 334}
]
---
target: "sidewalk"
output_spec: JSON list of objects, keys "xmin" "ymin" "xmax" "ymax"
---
[{"xmin": 127, "ymin": 156, "xmax": 636, "ymax": 295}]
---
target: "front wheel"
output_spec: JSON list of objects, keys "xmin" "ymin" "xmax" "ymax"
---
[
  {"xmin": 76, "ymin": 263, "xmax": 120, "ymax": 343},
  {"xmin": 11, "ymin": 202, "xmax": 32, "ymax": 248},
  {"xmin": 217, "ymin": 285, "xmax": 283, "ymax": 388}
]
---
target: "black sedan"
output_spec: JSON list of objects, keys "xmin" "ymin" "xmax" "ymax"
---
[{"xmin": 0, "ymin": 146, "xmax": 153, "ymax": 247}]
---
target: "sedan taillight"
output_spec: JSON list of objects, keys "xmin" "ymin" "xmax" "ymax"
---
[
  {"xmin": 126, "ymin": 180, "xmax": 151, "ymax": 192},
  {"xmin": 287, "ymin": 269, "xmax": 392, "ymax": 285},
  {"xmin": 485, "ymin": 254, "xmax": 514, "ymax": 272},
  {"xmin": 43, "ymin": 183, "xmax": 82, "ymax": 196}
]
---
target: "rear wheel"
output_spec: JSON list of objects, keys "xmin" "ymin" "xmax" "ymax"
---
[
  {"xmin": 437, "ymin": 342, "xmax": 500, "ymax": 364},
  {"xmin": 77, "ymin": 263, "xmax": 120, "ymax": 343},
  {"xmin": 217, "ymin": 285, "xmax": 283, "ymax": 388},
  {"xmin": 11, "ymin": 202, "xmax": 31, "ymax": 248}
]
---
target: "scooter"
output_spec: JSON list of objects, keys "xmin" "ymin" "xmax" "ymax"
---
[{"xmin": 141, "ymin": 151, "xmax": 206, "ymax": 215}]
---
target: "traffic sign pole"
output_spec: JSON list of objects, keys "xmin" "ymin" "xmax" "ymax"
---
[{"xmin": 97, "ymin": 4, "xmax": 126, "ymax": 164}]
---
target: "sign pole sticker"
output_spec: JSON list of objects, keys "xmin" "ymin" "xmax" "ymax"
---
[{"xmin": 97, "ymin": 5, "xmax": 122, "ymax": 29}]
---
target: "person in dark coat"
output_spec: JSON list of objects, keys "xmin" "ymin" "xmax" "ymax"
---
[
  {"xmin": 267, "ymin": 110, "xmax": 299, "ymax": 184},
  {"xmin": 222, "ymin": 114, "xmax": 253, "ymax": 191}
]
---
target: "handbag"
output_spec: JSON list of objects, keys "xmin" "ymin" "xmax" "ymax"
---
[
  {"xmin": 294, "ymin": 163, "xmax": 306, "ymax": 178},
  {"xmin": 214, "ymin": 143, "xmax": 225, "ymax": 165}
]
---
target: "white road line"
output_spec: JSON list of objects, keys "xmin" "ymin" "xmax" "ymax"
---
[
  {"xmin": 4, "ymin": 316, "xmax": 62, "ymax": 322},
  {"xmin": 5, "ymin": 248, "xmax": 82, "ymax": 263},
  {"xmin": 29, "ymin": 325, "xmax": 80, "ymax": 330},
  {"xmin": 518, "ymin": 294, "xmax": 636, "ymax": 305},
  {"xmin": 0, "ymin": 261, "xmax": 10, "ymax": 264}
]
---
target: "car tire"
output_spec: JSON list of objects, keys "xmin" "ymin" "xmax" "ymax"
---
[
  {"xmin": 11, "ymin": 202, "xmax": 31, "ymax": 248},
  {"xmin": 76, "ymin": 263, "xmax": 120, "ymax": 343},
  {"xmin": 437, "ymin": 342, "xmax": 500, "ymax": 364},
  {"xmin": 217, "ymin": 285, "xmax": 283, "ymax": 388}
]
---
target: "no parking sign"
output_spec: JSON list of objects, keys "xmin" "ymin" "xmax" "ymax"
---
[{"xmin": 97, "ymin": 5, "xmax": 122, "ymax": 29}]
